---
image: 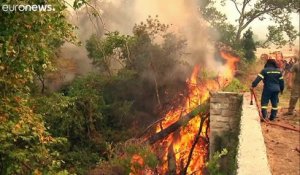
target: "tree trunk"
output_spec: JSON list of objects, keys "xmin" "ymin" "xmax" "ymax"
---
[
  {"xmin": 37, "ymin": 74, "xmax": 45, "ymax": 94},
  {"xmin": 235, "ymin": 27, "xmax": 242, "ymax": 44}
]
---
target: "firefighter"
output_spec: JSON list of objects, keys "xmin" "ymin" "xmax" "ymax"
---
[
  {"xmin": 251, "ymin": 59, "xmax": 284, "ymax": 121},
  {"xmin": 284, "ymin": 57, "xmax": 300, "ymax": 115}
]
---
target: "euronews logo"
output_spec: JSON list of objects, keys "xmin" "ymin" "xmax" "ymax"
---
[{"xmin": 1, "ymin": 4, "xmax": 55, "ymax": 12}]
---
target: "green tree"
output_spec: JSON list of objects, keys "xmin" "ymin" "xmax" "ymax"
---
[
  {"xmin": 0, "ymin": 0, "xmax": 76, "ymax": 95},
  {"xmin": 200, "ymin": 0, "xmax": 299, "ymax": 47},
  {"xmin": 241, "ymin": 28, "xmax": 256, "ymax": 61},
  {"xmin": 86, "ymin": 32, "xmax": 134, "ymax": 76},
  {"xmin": 224, "ymin": 0, "xmax": 299, "ymax": 46},
  {"xmin": 0, "ymin": 0, "xmax": 75, "ymax": 174},
  {"xmin": 86, "ymin": 16, "xmax": 188, "ymax": 114}
]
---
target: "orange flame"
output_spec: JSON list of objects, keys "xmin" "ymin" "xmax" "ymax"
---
[
  {"xmin": 220, "ymin": 51, "xmax": 239, "ymax": 80},
  {"xmin": 131, "ymin": 51, "xmax": 240, "ymax": 174},
  {"xmin": 153, "ymin": 65, "xmax": 213, "ymax": 174}
]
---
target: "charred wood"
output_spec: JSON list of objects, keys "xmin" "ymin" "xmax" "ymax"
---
[{"xmin": 147, "ymin": 101, "xmax": 209, "ymax": 145}]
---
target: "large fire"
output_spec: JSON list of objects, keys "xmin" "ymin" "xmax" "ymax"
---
[{"xmin": 131, "ymin": 51, "xmax": 239, "ymax": 174}]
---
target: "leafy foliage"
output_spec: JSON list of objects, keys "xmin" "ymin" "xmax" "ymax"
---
[
  {"xmin": 206, "ymin": 148, "xmax": 228, "ymax": 175},
  {"xmin": 0, "ymin": 0, "xmax": 76, "ymax": 174},
  {"xmin": 33, "ymin": 72, "xmax": 139, "ymax": 174},
  {"xmin": 0, "ymin": 95, "xmax": 68, "ymax": 174},
  {"xmin": 0, "ymin": 0, "xmax": 76, "ymax": 95},
  {"xmin": 86, "ymin": 32, "xmax": 134, "ymax": 75},
  {"xmin": 223, "ymin": 78, "xmax": 248, "ymax": 92},
  {"xmin": 200, "ymin": 0, "xmax": 237, "ymax": 47}
]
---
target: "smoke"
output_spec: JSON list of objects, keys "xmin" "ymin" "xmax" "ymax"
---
[
  {"xmin": 58, "ymin": 0, "xmax": 137, "ymax": 76},
  {"xmin": 109, "ymin": 0, "xmax": 218, "ymax": 68},
  {"xmin": 55, "ymin": 0, "xmax": 220, "ymax": 88}
]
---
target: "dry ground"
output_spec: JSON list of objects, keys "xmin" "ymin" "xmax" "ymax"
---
[{"xmin": 262, "ymin": 109, "xmax": 300, "ymax": 175}]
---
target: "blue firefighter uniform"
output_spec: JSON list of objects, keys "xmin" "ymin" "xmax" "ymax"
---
[{"xmin": 252, "ymin": 63, "xmax": 284, "ymax": 120}]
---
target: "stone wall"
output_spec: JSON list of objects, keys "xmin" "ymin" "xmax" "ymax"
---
[{"xmin": 209, "ymin": 92, "xmax": 243, "ymax": 174}]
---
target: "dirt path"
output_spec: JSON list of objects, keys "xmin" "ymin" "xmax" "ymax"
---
[{"xmin": 262, "ymin": 110, "xmax": 300, "ymax": 175}]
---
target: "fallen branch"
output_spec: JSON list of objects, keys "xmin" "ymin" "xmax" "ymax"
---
[
  {"xmin": 137, "ymin": 117, "xmax": 165, "ymax": 138},
  {"xmin": 147, "ymin": 101, "xmax": 209, "ymax": 145},
  {"xmin": 138, "ymin": 106, "xmax": 185, "ymax": 138}
]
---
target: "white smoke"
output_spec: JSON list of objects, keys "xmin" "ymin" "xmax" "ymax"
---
[
  {"xmin": 57, "ymin": 0, "xmax": 220, "ymax": 85},
  {"xmin": 109, "ymin": 0, "xmax": 218, "ymax": 68}
]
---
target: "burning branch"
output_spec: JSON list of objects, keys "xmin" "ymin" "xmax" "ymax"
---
[
  {"xmin": 138, "ymin": 107, "xmax": 184, "ymax": 138},
  {"xmin": 181, "ymin": 113, "xmax": 209, "ymax": 175},
  {"xmin": 147, "ymin": 101, "xmax": 209, "ymax": 145},
  {"xmin": 167, "ymin": 143, "xmax": 176, "ymax": 175}
]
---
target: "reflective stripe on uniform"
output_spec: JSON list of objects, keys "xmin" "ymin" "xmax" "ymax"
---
[
  {"xmin": 258, "ymin": 74, "xmax": 264, "ymax": 79},
  {"xmin": 272, "ymin": 107, "xmax": 278, "ymax": 110},
  {"xmin": 266, "ymin": 71, "xmax": 281, "ymax": 74},
  {"xmin": 279, "ymin": 76, "xmax": 284, "ymax": 80},
  {"xmin": 261, "ymin": 106, "xmax": 268, "ymax": 109}
]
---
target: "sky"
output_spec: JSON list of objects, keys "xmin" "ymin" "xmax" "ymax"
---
[{"xmin": 217, "ymin": 1, "xmax": 300, "ymax": 48}]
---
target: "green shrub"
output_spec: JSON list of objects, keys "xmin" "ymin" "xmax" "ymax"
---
[
  {"xmin": 223, "ymin": 78, "xmax": 247, "ymax": 93},
  {"xmin": 206, "ymin": 148, "xmax": 228, "ymax": 175}
]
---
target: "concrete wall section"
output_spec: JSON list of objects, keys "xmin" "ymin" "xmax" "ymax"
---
[{"xmin": 237, "ymin": 93, "xmax": 271, "ymax": 175}]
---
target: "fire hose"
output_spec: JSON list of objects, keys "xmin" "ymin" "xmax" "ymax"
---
[{"xmin": 250, "ymin": 88, "xmax": 300, "ymax": 133}]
